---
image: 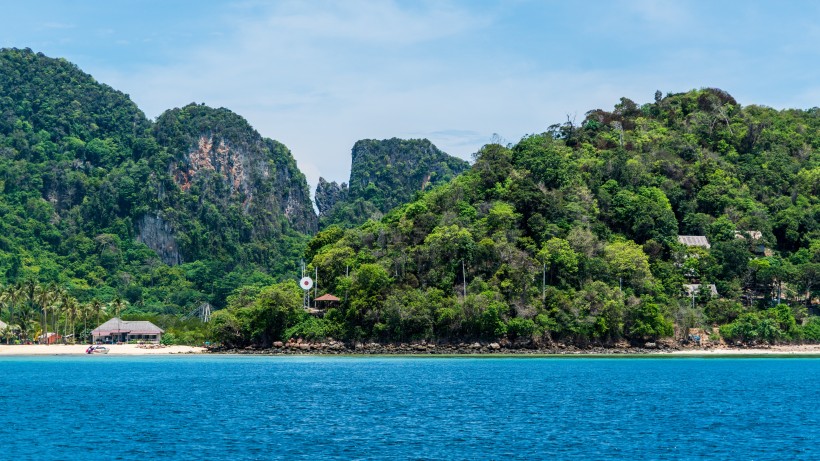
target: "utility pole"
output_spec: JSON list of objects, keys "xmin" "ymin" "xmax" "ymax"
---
[
  {"xmin": 462, "ymin": 260, "xmax": 467, "ymax": 299},
  {"xmin": 542, "ymin": 263, "xmax": 546, "ymax": 301}
]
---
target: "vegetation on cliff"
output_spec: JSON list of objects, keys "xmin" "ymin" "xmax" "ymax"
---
[
  {"xmin": 316, "ymin": 138, "xmax": 469, "ymax": 229},
  {"xmin": 0, "ymin": 48, "xmax": 314, "ymax": 324},
  {"xmin": 212, "ymin": 89, "xmax": 820, "ymax": 348},
  {"xmin": 2, "ymin": 48, "xmax": 819, "ymax": 349}
]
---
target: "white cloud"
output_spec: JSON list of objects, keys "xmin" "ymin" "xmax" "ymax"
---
[{"xmin": 86, "ymin": 0, "xmax": 818, "ymax": 200}]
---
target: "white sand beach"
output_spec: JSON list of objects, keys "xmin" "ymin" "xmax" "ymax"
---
[
  {"xmin": 666, "ymin": 344, "xmax": 820, "ymax": 355},
  {"xmin": 0, "ymin": 344, "xmax": 205, "ymax": 356}
]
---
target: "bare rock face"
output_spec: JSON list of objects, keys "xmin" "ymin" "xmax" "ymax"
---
[
  {"xmin": 136, "ymin": 214, "xmax": 182, "ymax": 265},
  {"xmin": 315, "ymin": 178, "xmax": 348, "ymax": 217},
  {"xmin": 151, "ymin": 104, "xmax": 317, "ymax": 263},
  {"xmin": 172, "ymin": 136, "xmax": 249, "ymax": 196}
]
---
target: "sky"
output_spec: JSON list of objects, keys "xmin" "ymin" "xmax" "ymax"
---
[{"xmin": 3, "ymin": 0, "xmax": 819, "ymax": 193}]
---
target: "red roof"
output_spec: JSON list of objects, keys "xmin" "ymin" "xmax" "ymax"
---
[{"xmin": 314, "ymin": 294, "xmax": 340, "ymax": 302}]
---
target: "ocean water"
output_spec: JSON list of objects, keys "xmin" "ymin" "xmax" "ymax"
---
[{"xmin": 1, "ymin": 356, "xmax": 818, "ymax": 460}]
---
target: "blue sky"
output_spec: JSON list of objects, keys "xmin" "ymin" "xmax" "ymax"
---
[{"xmin": 3, "ymin": 0, "xmax": 819, "ymax": 190}]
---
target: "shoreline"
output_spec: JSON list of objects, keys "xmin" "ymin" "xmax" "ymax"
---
[
  {"xmin": 4, "ymin": 343, "xmax": 820, "ymax": 357},
  {"xmin": 209, "ymin": 342, "xmax": 820, "ymax": 357},
  {"xmin": 0, "ymin": 344, "xmax": 206, "ymax": 356}
]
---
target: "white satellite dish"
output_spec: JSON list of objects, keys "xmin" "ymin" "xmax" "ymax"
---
[{"xmin": 299, "ymin": 276, "xmax": 314, "ymax": 290}]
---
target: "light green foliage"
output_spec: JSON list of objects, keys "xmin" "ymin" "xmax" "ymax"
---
[
  {"xmin": 603, "ymin": 240, "xmax": 652, "ymax": 290},
  {"xmin": 538, "ymin": 238, "xmax": 578, "ymax": 287},
  {"xmin": 610, "ymin": 187, "xmax": 678, "ymax": 243},
  {"xmin": 209, "ymin": 281, "xmax": 304, "ymax": 347},
  {"xmin": 625, "ymin": 302, "xmax": 674, "ymax": 341}
]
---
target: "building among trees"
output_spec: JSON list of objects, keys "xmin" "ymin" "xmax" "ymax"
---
[{"xmin": 92, "ymin": 318, "xmax": 164, "ymax": 344}]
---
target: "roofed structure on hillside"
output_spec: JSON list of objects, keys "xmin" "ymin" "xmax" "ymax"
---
[
  {"xmin": 314, "ymin": 294, "xmax": 340, "ymax": 302},
  {"xmin": 678, "ymin": 235, "xmax": 711, "ymax": 249},
  {"xmin": 92, "ymin": 318, "xmax": 164, "ymax": 344},
  {"xmin": 683, "ymin": 283, "xmax": 719, "ymax": 297}
]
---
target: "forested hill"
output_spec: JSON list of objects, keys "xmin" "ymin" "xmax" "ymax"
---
[
  {"xmin": 225, "ymin": 88, "xmax": 819, "ymax": 348},
  {"xmin": 0, "ymin": 48, "xmax": 314, "ymax": 312},
  {"xmin": 315, "ymin": 138, "xmax": 469, "ymax": 229}
]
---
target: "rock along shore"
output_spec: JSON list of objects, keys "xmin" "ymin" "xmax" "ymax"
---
[
  {"xmin": 210, "ymin": 338, "xmax": 684, "ymax": 356},
  {"xmin": 209, "ymin": 339, "xmax": 820, "ymax": 356}
]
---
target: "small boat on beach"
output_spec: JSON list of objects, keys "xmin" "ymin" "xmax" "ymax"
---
[{"xmin": 86, "ymin": 345, "xmax": 109, "ymax": 354}]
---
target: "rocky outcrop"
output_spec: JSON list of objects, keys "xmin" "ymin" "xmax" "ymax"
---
[
  {"xmin": 265, "ymin": 138, "xmax": 317, "ymax": 234},
  {"xmin": 211, "ymin": 339, "xmax": 682, "ymax": 355},
  {"xmin": 172, "ymin": 135, "xmax": 248, "ymax": 195},
  {"xmin": 316, "ymin": 138, "xmax": 470, "ymax": 228},
  {"xmin": 315, "ymin": 178, "xmax": 348, "ymax": 217},
  {"xmin": 152, "ymin": 104, "xmax": 318, "ymax": 262},
  {"xmin": 136, "ymin": 213, "xmax": 182, "ymax": 265}
]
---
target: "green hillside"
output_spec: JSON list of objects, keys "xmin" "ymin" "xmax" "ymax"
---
[
  {"xmin": 0, "ymin": 48, "xmax": 314, "ymax": 333},
  {"xmin": 2, "ymin": 47, "xmax": 819, "ymax": 349},
  {"xmin": 214, "ymin": 88, "xmax": 820, "ymax": 348}
]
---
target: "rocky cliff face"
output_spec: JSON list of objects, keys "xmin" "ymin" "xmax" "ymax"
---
[
  {"xmin": 316, "ymin": 138, "xmax": 470, "ymax": 227},
  {"xmin": 144, "ymin": 104, "xmax": 317, "ymax": 264},
  {"xmin": 264, "ymin": 138, "xmax": 317, "ymax": 234},
  {"xmin": 136, "ymin": 214, "xmax": 182, "ymax": 266},
  {"xmin": 156, "ymin": 105, "xmax": 316, "ymax": 231},
  {"xmin": 315, "ymin": 178, "xmax": 348, "ymax": 216}
]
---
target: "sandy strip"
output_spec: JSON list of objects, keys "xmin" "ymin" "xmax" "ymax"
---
[
  {"xmin": 667, "ymin": 344, "xmax": 820, "ymax": 356},
  {"xmin": 0, "ymin": 344, "xmax": 205, "ymax": 356},
  {"xmin": 3, "ymin": 344, "xmax": 820, "ymax": 356}
]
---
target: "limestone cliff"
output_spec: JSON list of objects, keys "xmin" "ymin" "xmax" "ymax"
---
[
  {"xmin": 146, "ymin": 104, "xmax": 317, "ymax": 265},
  {"xmin": 317, "ymin": 138, "xmax": 470, "ymax": 228},
  {"xmin": 315, "ymin": 178, "xmax": 348, "ymax": 216}
]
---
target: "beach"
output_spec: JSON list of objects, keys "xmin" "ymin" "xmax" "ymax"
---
[
  {"xmin": 4, "ymin": 343, "xmax": 820, "ymax": 356},
  {"xmin": 0, "ymin": 344, "xmax": 206, "ymax": 356},
  {"xmin": 666, "ymin": 344, "xmax": 820, "ymax": 356}
]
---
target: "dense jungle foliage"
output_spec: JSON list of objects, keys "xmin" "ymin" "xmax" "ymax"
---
[
  {"xmin": 0, "ymin": 48, "xmax": 312, "ymax": 336},
  {"xmin": 2, "ymin": 48, "xmax": 819, "ymax": 348},
  {"xmin": 212, "ymin": 88, "xmax": 820, "ymax": 348}
]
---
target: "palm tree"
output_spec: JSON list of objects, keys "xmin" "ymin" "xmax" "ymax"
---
[
  {"xmin": 65, "ymin": 298, "xmax": 79, "ymax": 344},
  {"xmin": 111, "ymin": 296, "xmax": 126, "ymax": 319},
  {"xmin": 35, "ymin": 283, "xmax": 56, "ymax": 344},
  {"xmin": 0, "ymin": 284, "xmax": 7, "ymax": 341},
  {"xmin": 80, "ymin": 301, "xmax": 94, "ymax": 343},
  {"xmin": 15, "ymin": 301, "xmax": 38, "ymax": 343},
  {"xmin": 20, "ymin": 280, "xmax": 38, "ymax": 342},
  {"xmin": 88, "ymin": 299, "xmax": 104, "ymax": 344},
  {"xmin": 50, "ymin": 285, "xmax": 67, "ymax": 340},
  {"xmin": 3, "ymin": 283, "xmax": 23, "ymax": 344},
  {"xmin": 110, "ymin": 297, "xmax": 127, "ymax": 343}
]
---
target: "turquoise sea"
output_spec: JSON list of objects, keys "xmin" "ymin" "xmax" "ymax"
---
[{"xmin": 1, "ymin": 356, "xmax": 818, "ymax": 460}]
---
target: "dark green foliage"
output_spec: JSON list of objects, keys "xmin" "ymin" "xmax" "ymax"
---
[
  {"xmin": 3, "ymin": 49, "xmax": 820, "ymax": 347},
  {"xmin": 292, "ymin": 88, "xmax": 820, "ymax": 346},
  {"xmin": 0, "ymin": 49, "xmax": 315, "ymax": 316}
]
